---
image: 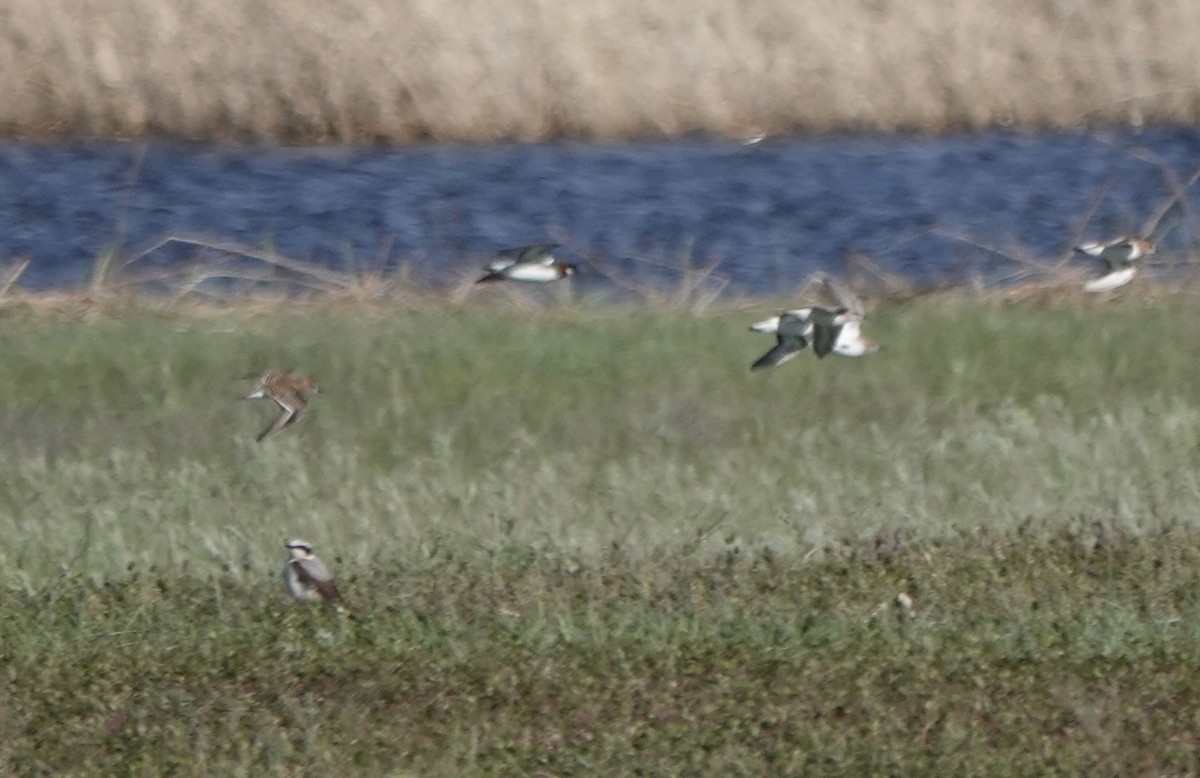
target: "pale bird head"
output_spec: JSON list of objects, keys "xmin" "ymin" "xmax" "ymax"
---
[{"xmin": 285, "ymin": 539, "xmax": 315, "ymax": 559}]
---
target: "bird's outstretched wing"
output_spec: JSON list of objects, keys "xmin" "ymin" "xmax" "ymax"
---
[
  {"xmin": 498, "ymin": 243, "xmax": 560, "ymax": 265},
  {"xmin": 751, "ymin": 333, "xmax": 808, "ymax": 370},
  {"xmin": 817, "ymin": 273, "xmax": 865, "ymax": 317}
]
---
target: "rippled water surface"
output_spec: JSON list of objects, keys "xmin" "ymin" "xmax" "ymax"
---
[{"xmin": 2, "ymin": 129, "xmax": 1198, "ymax": 293}]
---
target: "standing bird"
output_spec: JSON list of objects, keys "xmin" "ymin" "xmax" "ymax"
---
[
  {"xmin": 1075, "ymin": 237, "xmax": 1154, "ymax": 292},
  {"xmin": 476, "ymin": 243, "xmax": 577, "ymax": 283},
  {"xmin": 283, "ymin": 539, "xmax": 345, "ymax": 610},
  {"xmin": 241, "ymin": 370, "xmax": 319, "ymax": 442}
]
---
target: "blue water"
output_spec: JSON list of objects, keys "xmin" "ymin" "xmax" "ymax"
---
[{"xmin": 1, "ymin": 129, "xmax": 1198, "ymax": 293}]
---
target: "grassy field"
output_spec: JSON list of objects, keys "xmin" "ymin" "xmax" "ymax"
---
[
  {"xmin": 5, "ymin": 294, "xmax": 1200, "ymax": 773},
  {"xmin": 3, "ymin": 0, "xmax": 1200, "ymax": 141}
]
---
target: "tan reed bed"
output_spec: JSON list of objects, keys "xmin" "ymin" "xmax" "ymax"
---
[{"xmin": 2, "ymin": 0, "xmax": 1200, "ymax": 142}]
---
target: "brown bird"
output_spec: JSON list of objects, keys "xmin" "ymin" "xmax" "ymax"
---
[{"xmin": 241, "ymin": 370, "xmax": 319, "ymax": 442}]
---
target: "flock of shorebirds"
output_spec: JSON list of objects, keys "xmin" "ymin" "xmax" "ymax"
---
[{"xmin": 268, "ymin": 235, "xmax": 1154, "ymax": 609}]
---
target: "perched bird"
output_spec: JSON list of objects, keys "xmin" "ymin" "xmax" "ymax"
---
[
  {"xmin": 476, "ymin": 243, "xmax": 577, "ymax": 283},
  {"xmin": 283, "ymin": 539, "xmax": 345, "ymax": 609},
  {"xmin": 241, "ymin": 370, "xmax": 319, "ymax": 442},
  {"xmin": 1075, "ymin": 237, "xmax": 1154, "ymax": 292},
  {"xmin": 747, "ymin": 274, "xmax": 877, "ymax": 369}
]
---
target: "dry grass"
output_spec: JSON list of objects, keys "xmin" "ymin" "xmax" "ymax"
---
[{"xmin": 3, "ymin": 0, "xmax": 1200, "ymax": 142}]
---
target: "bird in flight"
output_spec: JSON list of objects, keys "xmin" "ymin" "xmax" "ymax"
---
[
  {"xmin": 1076, "ymin": 237, "xmax": 1154, "ymax": 292},
  {"xmin": 748, "ymin": 274, "xmax": 878, "ymax": 369},
  {"xmin": 476, "ymin": 243, "xmax": 578, "ymax": 283},
  {"xmin": 241, "ymin": 369, "xmax": 320, "ymax": 442}
]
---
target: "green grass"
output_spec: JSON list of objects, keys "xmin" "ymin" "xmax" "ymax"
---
[{"xmin": 5, "ymin": 295, "xmax": 1200, "ymax": 773}]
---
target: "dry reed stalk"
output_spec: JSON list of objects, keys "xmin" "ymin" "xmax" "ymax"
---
[
  {"xmin": 2, "ymin": 0, "xmax": 1200, "ymax": 141},
  {"xmin": 0, "ymin": 259, "xmax": 30, "ymax": 302},
  {"xmin": 579, "ymin": 248, "xmax": 730, "ymax": 312},
  {"xmin": 62, "ymin": 234, "xmax": 420, "ymax": 310}
]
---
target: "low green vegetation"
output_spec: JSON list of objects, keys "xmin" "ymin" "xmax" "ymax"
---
[{"xmin": 4, "ymin": 295, "xmax": 1200, "ymax": 773}]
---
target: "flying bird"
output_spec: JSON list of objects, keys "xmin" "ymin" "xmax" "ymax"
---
[
  {"xmin": 241, "ymin": 370, "xmax": 319, "ymax": 442},
  {"xmin": 1075, "ymin": 237, "xmax": 1154, "ymax": 292},
  {"xmin": 747, "ymin": 274, "xmax": 878, "ymax": 369},
  {"xmin": 476, "ymin": 243, "xmax": 577, "ymax": 283}
]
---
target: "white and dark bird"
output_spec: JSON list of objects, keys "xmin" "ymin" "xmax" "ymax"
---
[
  {"xmin": 283, "ymin": 539, "xmax": 345, "ymax": 610},
  {"xmin": 1076, "ymin": 237, "xmax": 1154, "ymax": 292},
  {"xmin": 748, "ymin": 274, "xmax": 878, "ymax": 369},
  {"xmin": 476, "ymin": 243, "xmax": 577, "ymax": 283}
]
